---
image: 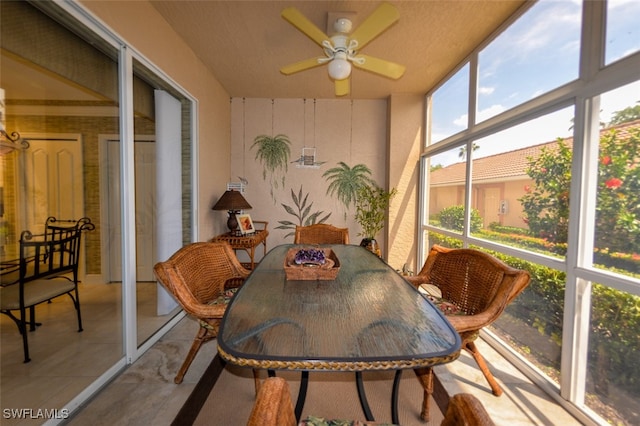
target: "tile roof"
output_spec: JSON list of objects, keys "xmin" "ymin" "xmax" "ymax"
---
[{"xmin": 429, "ymin": 119, "xmax": 640, "ymax": 186}]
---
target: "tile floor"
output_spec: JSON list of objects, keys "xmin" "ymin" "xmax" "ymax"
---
[
  {"xmin": 67, "ymin": 316, "xmax": 586, "ymax": 426},
  {"xmin": 2, "ymin": 282, "xmax": 586, "ymax": 426}
]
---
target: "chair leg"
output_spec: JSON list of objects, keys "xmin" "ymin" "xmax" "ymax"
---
[
  {"xmin": 413, "ymin": 367, "xmax": 433, "ymax": 421},
  {"xmin": 465, "ymin": 341, "xmax": 503, "ymax": 396},
  {"xmin": 71, "ymin": 288, "xmax": 83, "ymax": 332},
  {"xmin": 253, "ymin": 369, "xmax": 262, "ymax": 396},
  {"xmin": 175, "ymin": 326, "xmax": 211, "ymax": 384}
]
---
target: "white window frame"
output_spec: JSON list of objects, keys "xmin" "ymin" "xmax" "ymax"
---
[{"xmin": 419, "ymin": 1, "xmax": 640, "ymax": 424}]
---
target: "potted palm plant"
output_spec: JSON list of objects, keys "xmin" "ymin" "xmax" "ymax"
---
[
  {"xmin": 323, "ymin": 162, "xmax": 375, "ymax": 212},
  {"xmin": 355, "ymin": 184, "xmax": 397, "ymax": 257}
]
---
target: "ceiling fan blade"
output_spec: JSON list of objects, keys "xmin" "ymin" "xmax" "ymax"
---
[
  {"xmin": 281, "ymin": 7, "xmax": 330, "ymax": 47},
  {"xmin": 352, "ymin": 54, "xmax": 405, "ymax": 80},
  {"xmin": 335, "ymin": 78, "xmax": 350, "ymax": 96},
  {"xmin": 349, "ymin": 2, "xmax": 400, "ymax": 50},
  {"xmin": 280, "ymin": 57, "xmax": 324, "ymax": 75}
]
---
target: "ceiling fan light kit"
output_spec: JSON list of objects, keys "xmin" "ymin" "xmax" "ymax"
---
[
  {"xmin": 280, "ymin": 2, "xmax": 406, "ymax": 96},
  {"xmin": 327, "ymin": 55, "xmax": 351, "ymax": 80}
]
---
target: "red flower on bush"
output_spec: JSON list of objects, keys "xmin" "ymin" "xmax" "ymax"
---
[
  {"xmin": 524, "ymin": 185, "xmax": 531, "ymax": 193},
  {"xmin": 600, "ymin": 156, "xmax": 611, "ymax": 165},
  {"xmin": 605, "ymin": 178, "xmax": 623, "ymax": 189}
]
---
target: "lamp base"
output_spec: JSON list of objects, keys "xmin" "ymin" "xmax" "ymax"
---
[{"xmin": 226, "ymin": 211, "xmax": 239, "ymax": 234}]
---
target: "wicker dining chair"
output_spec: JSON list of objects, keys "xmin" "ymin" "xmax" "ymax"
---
[
  {"xmin": 407, "ymin": 244, "xmax": 530, "ymax": 419},
  {"xmin": 441, "ymin": 393, "xmax": 495, "ymax": 426},
  {"xmin": 153, "ymin": 241, "xmax": 251, "ymax": 384},
  {"xmin": 247, "ymin": 376, "xmax": 494, "ymax": 426},
  {"xmin": 294, "ymin": 223, "xmax": 349, "ymax": 245},
  {"xmin": 247, "ymin": 377, "xmax": 297, "ymax": 426}
]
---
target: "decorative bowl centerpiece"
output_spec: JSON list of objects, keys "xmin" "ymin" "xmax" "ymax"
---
[
  {"xmin": 293, "ymin": 248, "xmax": 327, "ymax": 266},
  {"xmin": 284, "ymin": 247, "xmax": 340, "ymax": 280}
]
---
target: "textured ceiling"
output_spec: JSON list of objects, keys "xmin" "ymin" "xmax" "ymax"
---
[{"xmin": 150, "ymin": 1, "xmax": 527, "ymax": 100}]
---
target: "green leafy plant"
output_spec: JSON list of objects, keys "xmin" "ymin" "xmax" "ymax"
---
[
  {"xmin": 518, "ymin": 138, "xmax": 572, "ymax": 244},
  {"xmin": 519, "ymin": 126, "xmax": 640, "ymax": 253},
  {"xmin": 251, "ymin": 134, "xmax": 291, "ymax": 199},
  {"xmin": 323, "ymin": 162, "xmax": 376, "ymax": 211},
  {"xmin": 437, "ymin": 205, "xmax": 483, "ymax": 233},
  {"xmin": 275, "ymin": 186, "xmax": 331, "ymax": 239},
  {"xmin": 355, "ymin": 184, "xmax": 397, "ymax": 239}
]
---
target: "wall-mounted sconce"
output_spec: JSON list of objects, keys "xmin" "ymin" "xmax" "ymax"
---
[{"xmin": 0, "ymin": 130, "xmax": 29, "ymax": 156}]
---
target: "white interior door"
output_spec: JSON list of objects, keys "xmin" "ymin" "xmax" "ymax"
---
[
  {"xmin": 106, "ymin": 138, "xmax": 155, "ymax": 282},
  {"xmin": 21, "ymin": 134, "xmax": 84, "ymax": 231},
  {"xmin": 18, "ymin": 134, "xmax": 86, "ymax": 277}
]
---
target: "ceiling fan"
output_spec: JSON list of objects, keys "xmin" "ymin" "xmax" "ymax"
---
[{"xmin": 280, "ymin": 2, "xmax": 406, "ymax": 97}]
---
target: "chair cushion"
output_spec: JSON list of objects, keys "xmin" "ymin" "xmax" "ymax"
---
[
  {"xmin": 299, "ymin": 416, "xmax": 396, "ymax": 426},
  {"xmin": 418, "ymin": 283, "xmax": 465, "ymax": 316},
  {"xmin": 198, "ymin": 288, "xmax": 239, "ymax": 330},
  {"xmin": 0, "ymin": 278, "xmax": 75, "ymax": 310},
  {"xmin": 429, "ymin": 297, "xmax": 464, "ymax": 316},
  {"xmin": 211, "ymin": 287, "xmax": 239, "ymax": 306}
]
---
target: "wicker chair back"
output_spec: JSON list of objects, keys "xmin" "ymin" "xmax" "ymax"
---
[{"xmin": 294, "ymin": 224, "xmax": 349, "ymax": 245}]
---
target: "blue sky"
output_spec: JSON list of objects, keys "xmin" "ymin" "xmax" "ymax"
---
[{"xmin": 430, "ymin": 0, "xmax": 639, "ymax": 167}]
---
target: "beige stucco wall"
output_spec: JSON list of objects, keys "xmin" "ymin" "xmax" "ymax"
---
[
  {"xmin": 80, "ymin": 0, "xmax": 232, "ymax": 241},
  {"xmin": 387, "ymin": 94, "xmax": 423, "ymax": 273},
  {"xmin": 80, "ymin": 2, "xmax": 424, "ymax": 267}
]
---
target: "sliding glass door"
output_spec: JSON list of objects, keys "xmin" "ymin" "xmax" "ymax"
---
[{"xmin": 0, "ymin": 0, "xmax": 194, "ymax": 420}]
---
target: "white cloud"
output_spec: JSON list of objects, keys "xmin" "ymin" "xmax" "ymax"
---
[
  {"xmin": 600, "ymin": 81, "xmax": 640, "ymax": 123},
  {"xmin": 478, "ymin": 86, "xmax": 495, "ymax": 95},
  {"xmin": 477, "ymin": 104, "xmax": 506, "ymax": 122},
  {"xmin": 453, "ymin": 114, "xmax": 467, "ymax": 127}
]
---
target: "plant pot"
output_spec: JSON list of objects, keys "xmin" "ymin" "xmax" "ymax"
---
[{"xmin": 360, "ymin": 238, "xmax": 381, "ymax": 257}]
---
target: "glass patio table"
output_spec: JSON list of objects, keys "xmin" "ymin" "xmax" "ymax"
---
[{"xmin": 218, "ymin": 244, "xmax": 461, "ymax": 423}]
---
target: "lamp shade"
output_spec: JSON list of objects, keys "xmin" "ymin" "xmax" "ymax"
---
[{"xmin": 212, "ymin": 190, "xmax": 252, "ymax": 211}]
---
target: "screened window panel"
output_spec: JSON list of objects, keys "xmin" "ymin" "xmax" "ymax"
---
[
  {"xmin": 477, "ymin": 1, "xmax": 581, "ymax": 123},
  {"xmin": 591, "ymin": 82, "xmax": 640, "ymax": 279},
  {"xmin": 605, "ymin": 0, "xmax": 640, "ymax": 65},
  {"xmin": 430, "ymin": 64, "xmax": 469, "ymax": 145},
  {"xmin": 469, "ymin": 107, "xmax": 574, "ymax": 258}
]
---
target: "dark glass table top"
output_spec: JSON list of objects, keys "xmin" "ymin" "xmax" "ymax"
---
[{"xmin": 218, "ymin": 244, "xmax": 461, "ymax": 371}]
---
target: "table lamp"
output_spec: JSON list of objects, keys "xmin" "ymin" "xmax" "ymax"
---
[{"xmin": 212, "ymin": 189, "xmax": 252, "ymax": 234}]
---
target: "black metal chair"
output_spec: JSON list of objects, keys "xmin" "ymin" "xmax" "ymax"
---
[{"xmin": 0, "ymin": 217, "xmax": 94, "ymax": 362}]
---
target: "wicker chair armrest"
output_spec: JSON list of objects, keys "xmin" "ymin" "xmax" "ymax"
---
[
  {"xmin": 404, "ymin": 275, "xmax": 426, "ymax": 289},
  {"xmin": 154, "ymin": 262, "xmax": 239, "ymax": 318},
  {"xmin": 187, "ymin": 303, "xmax": 227, "ymax": 319},
  {"xmin": 230, "ymin": 264, "xmax": 252, "ymax": 280},
  {"xmin": 445, "ymin": 310, "xmax": 496, "ymax": 332}
]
